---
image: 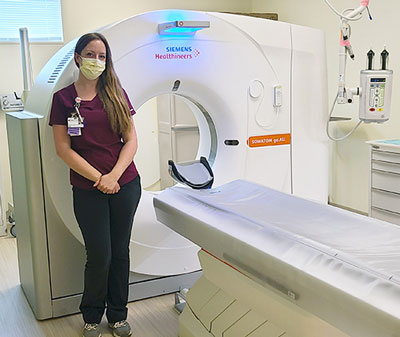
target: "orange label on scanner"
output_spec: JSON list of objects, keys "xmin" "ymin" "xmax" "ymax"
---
[{"xmin": 247, "ymin": 133, "xmax": 291, "ymax": 148}]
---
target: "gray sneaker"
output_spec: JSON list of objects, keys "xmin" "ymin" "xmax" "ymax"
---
[
  {"xmin": 82, "ymin": 323, "xmax": 101, "ymax": 337},
  {"xmin": 108, "ymin": 320, "xmax": 132, "ymax": 337}
]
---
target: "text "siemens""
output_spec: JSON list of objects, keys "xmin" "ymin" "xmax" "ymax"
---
[{"xmin": 166, "ymin": 47, "xmax": 192, "ymax": 52}]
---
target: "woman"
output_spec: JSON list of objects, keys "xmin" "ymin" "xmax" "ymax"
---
[{"xmin": 49, "ymin": 32, "xmax": 141, "ymax": 337}]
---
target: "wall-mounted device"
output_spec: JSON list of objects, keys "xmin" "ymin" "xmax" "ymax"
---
[
  {"xmin": 359, "ymin": 73, "xmax": 393, "ymax": 123},
  {"xmin": 0, "ymin": 93, "xmax": 24, "ymax": 112},
  {"xmin": 359, "ymin": 49, "xmax": 393, "ymax": 123},
  {"xmin": 324, "ymin": 0, "xmax": 394, "ymax": 141}
]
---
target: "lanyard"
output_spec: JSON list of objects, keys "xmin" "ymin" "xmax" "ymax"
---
[{"xmin": 72, "ymin": 97, "xmax": 83, "ymax": 123}]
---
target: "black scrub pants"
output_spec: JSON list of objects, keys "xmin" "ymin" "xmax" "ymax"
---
[{"xmin": 73, "ymin": 176, "xmax": 141, "ymax": 324}]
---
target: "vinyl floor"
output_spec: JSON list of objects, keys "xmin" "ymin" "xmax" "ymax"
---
[{"xmin": 0, "ymin": 236, "xmax": 179, "ymax": 337}]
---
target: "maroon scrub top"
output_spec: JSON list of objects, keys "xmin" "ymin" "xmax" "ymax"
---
[{"xmin": 49, "ymin": 83, "xmax": 138, "ymax": 190}]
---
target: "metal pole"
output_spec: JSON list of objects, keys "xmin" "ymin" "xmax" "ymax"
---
[{"xmin": 19, "ymin": 28, "xmax": 33, "ymax": 102}]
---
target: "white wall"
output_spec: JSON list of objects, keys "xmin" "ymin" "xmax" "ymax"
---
[
  {"xmin": 252, "ymin": 0, "xmax": 400, "ymax": 213},
  {"xmin": 0, "ymin": 0, "xmax": 251, "ymax": 209}
]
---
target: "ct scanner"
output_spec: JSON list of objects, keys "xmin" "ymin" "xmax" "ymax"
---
[{"xmin": 5, "ymin": 10, "xmax": 328, "ymax": 320}]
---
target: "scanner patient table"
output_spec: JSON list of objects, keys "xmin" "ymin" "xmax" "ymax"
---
[{"xmin": 154, "ymin": 180, "xmax": 400, "ymax": 337}]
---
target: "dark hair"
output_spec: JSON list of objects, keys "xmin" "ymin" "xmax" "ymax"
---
[{"xmin": 74, "ymin": 33, "xmax": 132, "ymax": 135}]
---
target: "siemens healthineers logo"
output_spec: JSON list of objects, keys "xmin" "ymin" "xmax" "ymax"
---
[{"xmin": 155, "ymin": 46, "xmax": 200, "ymax": 60}]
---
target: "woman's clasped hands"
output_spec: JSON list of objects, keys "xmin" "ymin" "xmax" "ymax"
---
[{"xmin": 94, "ymin": 173, "xmax": 120, "ymax": 194}]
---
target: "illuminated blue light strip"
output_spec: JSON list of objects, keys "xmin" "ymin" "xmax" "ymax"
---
[{"xmin": 163, "ymin": 27, "xmax": 203, "ymax": 34}]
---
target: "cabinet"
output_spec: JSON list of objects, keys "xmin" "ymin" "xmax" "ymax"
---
[{"xmin": 367, "ymin": 140, "xmax": 400, "ymax": 226}]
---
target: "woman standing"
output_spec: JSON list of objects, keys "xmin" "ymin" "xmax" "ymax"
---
[{"xmin": 49, "ymin": 32, "xmax": 141, "ymax": 337}]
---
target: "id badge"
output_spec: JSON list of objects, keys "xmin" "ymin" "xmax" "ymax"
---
[{"xmin": 68, "ymin": 117, "xmax": 84, "ymax": 136}]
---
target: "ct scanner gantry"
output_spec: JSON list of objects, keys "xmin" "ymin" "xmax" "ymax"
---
[{"xmin": 5, "ymin": 10, "xmax": 328, "ymax": 319}]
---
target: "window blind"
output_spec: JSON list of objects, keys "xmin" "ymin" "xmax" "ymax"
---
[{"xmin": 0, "ymin": 0, "xmax": 63, "ymax": 42}]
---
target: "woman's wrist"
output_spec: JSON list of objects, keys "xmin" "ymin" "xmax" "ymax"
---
[
  {"xmin": 94, "ymin": 172, "xmax": 102, "ymax": 182},
  {"xmin": 109, "ymin": 170, "xmax": 121, "ymax": 181}
]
